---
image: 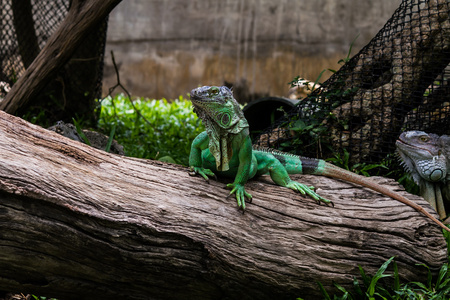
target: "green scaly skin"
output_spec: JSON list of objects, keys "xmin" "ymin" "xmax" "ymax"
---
[{"xmin": 189, "ymin": 86, "xmax": 450, "ymax": 232}]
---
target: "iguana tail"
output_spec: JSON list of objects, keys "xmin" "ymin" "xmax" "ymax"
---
[
  {"xmin": 319, "ymin": 161, "xmax": 450, "ymax": 232},
  {"xmin": 256, "ymin": 147, "xmax": 450, "ymax": 232}
]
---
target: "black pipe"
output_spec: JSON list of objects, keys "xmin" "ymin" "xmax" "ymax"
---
[{"xmin": 243, "ymin": 96, "xmax": 299, "ymax": 135}]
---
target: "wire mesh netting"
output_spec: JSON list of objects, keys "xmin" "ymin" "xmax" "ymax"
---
[
  {"xmin": 0, "ymin": 0, "xmax": 108, "ymax": 124},
  {"xmin": 256, "ymin": 0, "xmax": 450, "ymax": 165}
]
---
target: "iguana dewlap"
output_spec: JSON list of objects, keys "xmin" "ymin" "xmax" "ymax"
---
[{"xmin": 189, "ymin": 85, "xmax": 449, "ymax": 232}]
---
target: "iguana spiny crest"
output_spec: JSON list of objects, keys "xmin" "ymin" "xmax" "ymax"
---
[{"xmin": 190, "ymin": 86, "xmax": 248, "ymax": 171}]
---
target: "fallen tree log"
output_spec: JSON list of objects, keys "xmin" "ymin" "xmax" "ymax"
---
[{"xmin": 0, "ymin": 110, "xmax": 447, "ymax": 300}]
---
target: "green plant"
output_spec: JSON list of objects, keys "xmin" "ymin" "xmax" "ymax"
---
[
  {"xmin": 399, "ymin": 264, "xmax": 450, "ymax": 299},
  {"xmin": 326, "ymin": 149, "xmax": 389, "ymax": 177},
  {"xmin": 280, "ymin": 36, "xmax": 363, "ymax": 159},
  {"xmin": 317, "ymin": 257, "xmax": 450, "ymax": 300},
  {"xmin": 98, "ymin": 94, "xmax": 204, "ymax": 166},
  {"xmin": 379, "ymin": 154, "xmax": 420, "ymax": 196},
  {"xmin": 397, "ymin": 173, "xmax": 420, "ymax": 196},
  {"xmin": 22, "ymin": 108, "xmax": 49, "ymax": 127},
  {"xmin": 318, "ymin": 257, "xmax": 396, "ymax": 300},
  {"xmin": 279, "ymin": 114, "xmax": 331, "ymax": 155},
  {"xmin": 31, "ymin": 296, "xmax": 58, "ymax": 300},
  {"xmin": 72, "ymin": 117, "xmax": 91, "ymax": 146},
  {"xmin": 337, "ymin": 34, "xmax": 360, "ymax": 66},
  {"xmin": 280, "ymin": 86, "xmax": 356, "ymax": 159},
  {"xmin": 104, "ymin": 122, "xmax": 117, "ymax": 153}
]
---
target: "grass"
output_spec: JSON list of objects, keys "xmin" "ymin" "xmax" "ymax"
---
[
  {"xmin": 97, "ymin": 94, "xmax": 204, "ymax": 166},
  {"xmin": 310, "ymin": 231, "xmax": 450, "ymax": 300},
  {"xmin": 314, "ymin": 259, "xmax": 450, "ymax": 300}
]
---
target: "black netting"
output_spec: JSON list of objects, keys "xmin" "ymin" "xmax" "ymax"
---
[
  {"xmin": 256, "ymin": 0, "xmax": 450, "ymax": 165},
  {"xmin": 0, "ymin": 0, "xmax": 107, "ymax": 125},
  {"xmin": 1, "ymin": 0, "xmax": 68, "ymax": 86}
]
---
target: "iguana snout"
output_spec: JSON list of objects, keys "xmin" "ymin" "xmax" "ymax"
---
[{"xmin": 396, "ymin": 131, "xmax": 441, "ymax": 158}]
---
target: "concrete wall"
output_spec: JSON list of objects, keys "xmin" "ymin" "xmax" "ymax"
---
[{"xmin": 103, "ymin": 0, "xmax": 401, "ymax": 101}]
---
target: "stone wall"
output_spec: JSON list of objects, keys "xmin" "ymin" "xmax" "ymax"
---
[{"xmin": 103, "ymin": 0, "xmax": 401, "ymax": 101}]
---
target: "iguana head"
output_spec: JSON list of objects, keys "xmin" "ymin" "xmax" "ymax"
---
[
  {"xmin": 190, "ymin": 86, "xmax": 249, "ymax": 171},
  {"xmin": 396, "ymin": 131, "xmax": 447, "ymax": 183},
  {"xmin": 190, "ymin": 86, "xmax": 246, "ymax": 130}
]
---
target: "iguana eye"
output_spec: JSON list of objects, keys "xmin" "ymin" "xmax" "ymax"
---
[
  {"xmin": 420, "ymin": 136, "xmax": 429, "ymax": 142},
  {"xmin": 221, "ymin": 113, "xmax": 231, "ymax": 126},
  {"xmin": 210, "ymin": 87, "xmax": 220, "ymax": 95}
]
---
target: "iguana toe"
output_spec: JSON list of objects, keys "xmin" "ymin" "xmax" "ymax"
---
[
  {"xmin": 287, "ymin": 181, "xmax": 333, "ymax": 206},
  {"xmin": 189, "ymin": 166, "xmax": 216, "ymax": 182},
  {"xmin": 227, "ymin": 183, "xmax": 252, "ymax": 210}
]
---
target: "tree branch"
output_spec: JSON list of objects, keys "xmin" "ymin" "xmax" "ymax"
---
[{"xmin": 0, "ymin": 0, "xmax": 122, "ymax": 114}]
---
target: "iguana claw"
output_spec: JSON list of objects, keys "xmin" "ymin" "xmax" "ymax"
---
[
  {"xmin": 226, "ymin": 183, "xmax": 252, "ymax": 210},
  {"xmin": 286, "ymin": 181, "xmax": 334, "ymax": 207},
  {"xmin": 189, "ymin": 166, "xmax": 216, "ymax": 182}
]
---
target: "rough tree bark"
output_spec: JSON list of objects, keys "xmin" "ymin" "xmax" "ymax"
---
[
  {"xmin": 0, "ymin": 111, "xmax": 447, "ymax": 299},
  {"xmin": 0, "ymin": 0, "xmax": 122, "ymax": 115}
]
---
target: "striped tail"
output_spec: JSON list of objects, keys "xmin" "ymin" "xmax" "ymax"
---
[
  {"xmin": 321, "ymin": 162, "xmax": 450, "ymax": 232},
  {"xmin": 252, "ymin": 146, "xmax": 450, "ymax": 232}
]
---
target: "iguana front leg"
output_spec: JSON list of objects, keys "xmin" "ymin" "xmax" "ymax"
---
[
  {"xmin": 189, "ymin": 132, "xmax": 216, "ymax": 181},
  {"xmin": 189, "ymin": 131, "xmax": 255, "ymax": 210},
  {"xmin": 226, "ymin": 135, "xmax": 255, "ymax": 210}
]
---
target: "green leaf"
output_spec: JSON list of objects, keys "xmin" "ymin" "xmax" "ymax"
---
[
  {"xmin": 105, "ymin": 122, "xmax": 116, "ymax": 153},
  {"xmin": 313, "ymin": 69, "xmax": 327, "ymax": 89},
  {"xmin": 438, "ymin": 278, "xmax": 450, "ymax": 290},
  {"xmin": 393, "ymin": 261, "xmax": 400, "ymax": 292},
  {"xmin": 97, "ymin": 94, "xmax": 205, "ymax": 165},
  {"xmin": 372, "ymin": 292, "xmax": 388, "ymax": 300},
  {"xmin": 333, "ymin": 282, "xmax": 349, "ymax": 294},
  {"xmin": 72, "ymin": 117, "xmax": 91, "ymax": 146},
  {"xmin": 437, "ymin": 264, "xmax": 449, "ymax": 289},
  {"xmin": 317, "ymin": 282, "xmax": 331, "ymax": 300},
  {"xmin": 288, "ymin": 75, "xmax": 300, "ymax": 87},
  {"xmin": 358, "ymin": 265, "xmax": 370, "ymax": 287},
  {"xmin": 352, "ymin": 276, "xmax": 364, "ymax": 296},
  {"xmin": 367, "ymin": 257, "xmax": 395, "ymax": 296},
  {"xmin": 409, "ymin": 281, "xmax": 428, "ymax": 290}
]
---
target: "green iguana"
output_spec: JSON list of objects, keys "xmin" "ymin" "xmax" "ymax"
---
[
  {"xmin": 189, "ymin": 85, "xmax": 450, "ymax": 232},
  {"xmin": 396, "ymin": 131, "xmax": 449, "ymax": 220}
]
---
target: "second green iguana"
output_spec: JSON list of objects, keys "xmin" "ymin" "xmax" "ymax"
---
[{"xmin": 188, "ymin": 85, "xmax": 449, "ymax": 232}]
